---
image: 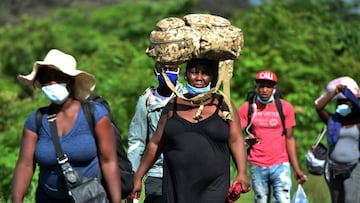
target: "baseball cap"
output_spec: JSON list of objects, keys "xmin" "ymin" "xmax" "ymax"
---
[{"xmin": 255, "ymin": 70, "xmax": 278, "ymax": 83}]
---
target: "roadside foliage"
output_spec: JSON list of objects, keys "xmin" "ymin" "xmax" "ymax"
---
[{"xmin": 0, "ymin": 0, "xmax": 359, "ymax": 202}]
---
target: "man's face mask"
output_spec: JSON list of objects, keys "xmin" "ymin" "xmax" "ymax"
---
[
  {"xmin": 155, "ymin": 69, "xmax": 179, "ymax": 86},
  {"xmin": 256, "ymin": 89, "xmax": 276, "ymax": 104},
  {"xmin": 42, "ymin": 83, "xmax": 70, "ymax": 104},
  {"xmin": 336, "ymin": 104, "xmax": 352, "ymax": 117}
]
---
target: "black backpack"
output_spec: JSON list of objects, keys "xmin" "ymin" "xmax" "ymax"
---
[
  {"xmin": 246, "ymin": 87, "xmax": 286, "ymax": 135},
  {"xmin": 36, "ymin": 93, "xmax": 134, "ymax": 199}
]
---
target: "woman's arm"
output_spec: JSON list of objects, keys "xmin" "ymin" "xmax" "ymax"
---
[
  {"xmin": 12, "ymin": 128, "xmax": 37, "ymax": 203},
  {"xmin": 227, "ymin": 102, "xmax": 251, "ymax": 193},
  {"xmin": 95, "ymin": 116, "xmax": 122, "ymax": 202},
  {"xmin": 315, "ymin": 84, "xmax": 344, "ymax": 123}
]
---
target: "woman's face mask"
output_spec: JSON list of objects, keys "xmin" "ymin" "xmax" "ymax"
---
[
  {"xmin": 336, "ymin": 104, "xmax": 352, "ymax": 117},
  {"xmin": 186, "ymin": 82, "xmax": 211, "ymax": 96},
  {"xmin": 41, "ymin": 83, "xmax": 70, "ymax": 104}
]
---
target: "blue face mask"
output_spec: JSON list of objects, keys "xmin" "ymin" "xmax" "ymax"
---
[
  {"xmin": 186, "ymin": 82, "xmax": 211, "ymax": 96},
  {"xmin": 256, "ymin": 95, "xmax": 274, "ymax": 104},
  {"xmin": 155, "ymin": 70, "xmax": 179, "ymax": 86},
  {"xmin": 41, "ymin": 83, "xmax": 70, "ymax": 104},
  {"xmin": 256, "ymin": 88, "xmax": 276, "ymax": 104},
  {"xmin": 336, "ymin": 104, "xmax": 352, "ymax": 117}
]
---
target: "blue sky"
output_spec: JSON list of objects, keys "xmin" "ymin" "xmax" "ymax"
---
[{"xmin": 250, "ymin": 0, "xmax": 261, "ymax": 5}]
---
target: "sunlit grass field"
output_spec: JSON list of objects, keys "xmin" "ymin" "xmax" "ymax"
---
[
  {"xmin": 137, "ymin": 172, "xmax": 331, "ymax": 203},
  {"xmin": 231, "ymin": 174, "xmax": 331, "ymax": 203},
  {"xmin": 5, "ymin": 173, "xmax": 330, "ymax": 203},
  {"xmin": 228, "ymin": 164, "xmax": 331, "ymax": 203}
]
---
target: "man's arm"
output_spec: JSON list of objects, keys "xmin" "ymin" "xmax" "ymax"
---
[{"xmin": 285, "ymin": 127, "xmax": 307, "ymax": 184}]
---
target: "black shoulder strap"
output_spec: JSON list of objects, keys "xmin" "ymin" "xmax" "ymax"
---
[
  {"xmin": 215, "ymin": 94, "xmax": 229, "ymax": 112},
  {"xmin": 89, "ymin": 94, "xmax": 111, "ymax": 113},
  {"xmin": 216, "ymin": 94, "xmax": 225, "ymax": 112},
  {"xmin": 245, "ymin": 95, "xmax": 286, "ymax": 136},
  {"xmin": 47, "ymin": 113, "xmax": 68, "ymax": 162},
  {"xmin": 274, "ymin": 98, "xmax": 286, "ymax": 135},
  {"xmin": 36, "ymin": 102, "xmax": 96, "ymax": 136},
  {"xmin": 81, "ymin": 100, "xmax": 95, "ymax": 136},
  {"xmin": 35, "ymin": 106, "xmax": 49, "ymax": 133}
]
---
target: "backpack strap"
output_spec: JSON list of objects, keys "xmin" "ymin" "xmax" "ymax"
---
[
  {"xmin": 246, "ymin": 95, "xmax": 286, "ymax": 136},
  {"xmin": 36, "ymin": 102, "xmax": 96, "ymax": 135},
  {"xmin": 35, "ymin": 106, "xmax": 50, "ymax": 133},
  {"xmin": 145, "ymin": 87, "xmax": 165, "ymax": 144},
  {"xmin": 246, "ymin": 94, "xmax": 256, "ymax": 135},
  {"xmin": 81, "ymin": 100, "xmax": 95, "ymax": 135},
  {"xmin": 146, "ymin": 87, "xmax": 165, "ymax": 113},
  {"xmin": 275, "ymin": 98, "xmax": 286, "ymax": 135},
  {"xmin": 145, "ymin": 88, "xmax": 155, "ymax": 145}
]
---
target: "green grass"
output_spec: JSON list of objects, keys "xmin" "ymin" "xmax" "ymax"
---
[
  {"xmin": 9, "ymin": 171, "xmax": 331, "ymax": 203},
  {"xmin": 231, "ymin": 173, "xmax": 331, "ymax": 203},
  {"xmin": 136, "ymin": 173, "xmax": 331, "ymax": 203}
]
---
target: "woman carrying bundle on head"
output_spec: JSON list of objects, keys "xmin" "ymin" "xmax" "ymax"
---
[{"xmin": 131, "ymin": 58, "xmax": 251, "ymax": 203}]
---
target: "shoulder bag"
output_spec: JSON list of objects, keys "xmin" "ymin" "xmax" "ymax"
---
[
  {"xmin": 47, "ymin": 113, "xmax": 109, "ymax": 203},
  {"xmin": 305, "ymin": 126, "xmax": 328, "ymax": 175}
]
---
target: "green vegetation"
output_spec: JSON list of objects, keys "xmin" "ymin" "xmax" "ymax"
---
[{"xmin": 1, "ymin": 0, "xmax": 359, "ymax": 202}]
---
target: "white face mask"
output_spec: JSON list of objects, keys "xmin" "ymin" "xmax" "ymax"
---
[
  {"xmin": 336, "ymin": 104, "xmax": 352, "ymax": 117},
  {"xmin": 41, "ymin": 83, "xmax": 70, "ymax": 104}
]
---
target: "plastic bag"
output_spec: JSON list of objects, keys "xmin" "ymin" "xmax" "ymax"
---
[{"xmin": 291, "ymin": 184, "xmax": 309, "ymax": 203}]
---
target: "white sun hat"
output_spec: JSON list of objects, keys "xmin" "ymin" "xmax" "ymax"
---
[{"xmin": 17, "ymin": 49, "xmax": 96, "ymax": 100}]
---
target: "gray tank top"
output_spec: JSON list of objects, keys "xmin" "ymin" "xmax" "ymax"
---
[{"xmin": 329, "ymin": 125, "xmax": 360, "ymax": 164}]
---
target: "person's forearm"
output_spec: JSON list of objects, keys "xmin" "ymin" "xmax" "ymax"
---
[
  {"xmin": 315, "ymin": 90, "xmax": 337, "ymax": 109},
  {"xmin": 286, "ymin": 137, "xmax": 301, "ymax": 173},
  {"xmin": 101, "ymin": 161, "xmax": 122, "ymax": 202},
  {"xmin": 135, "ymin": 141, "xmax": 158, "ymax": 179},
  {"xmin": 12, "ymin": 163, "xmax": 34, "ymax": 203},
  {"xmin": 230, "ymin": 140, "xmax": 247, "ymax": 175}
]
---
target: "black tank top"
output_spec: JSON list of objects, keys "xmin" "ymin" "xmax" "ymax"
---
[{"xmin": 162, "ymin": 95, "xmax": 231, "ymax": 203}]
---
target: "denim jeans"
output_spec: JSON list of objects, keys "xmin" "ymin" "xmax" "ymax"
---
[
  {"xmin": 144, "ymin": 176, "xmax": 163, "ymax": 203},
  {"xmin": 250, "ymin": 162, "xmax": 292, "ymax": 203},
  {"xmin": 325, "ymin": 162, "xmax": 360, "ymax": 203}
]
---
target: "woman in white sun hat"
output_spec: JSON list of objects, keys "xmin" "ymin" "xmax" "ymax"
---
[
  {"xmin": 315, "ymin": 76, "xmax": 360, "ymax": 203},
  {"xmin": 12, "ymin": 49, "xmax": 121, "ymax": 203}
]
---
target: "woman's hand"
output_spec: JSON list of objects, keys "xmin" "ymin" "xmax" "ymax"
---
[
  {"xmin": 234, "ymin": 173, "xmax": 251, "ymax": 193},
  {"xmin": 335, "ymin": 84, "xmax": 345, "ymax": 94},
  {"xmin": 130, "ymin": 174, "xmax": 143, "ymax": 201}
]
